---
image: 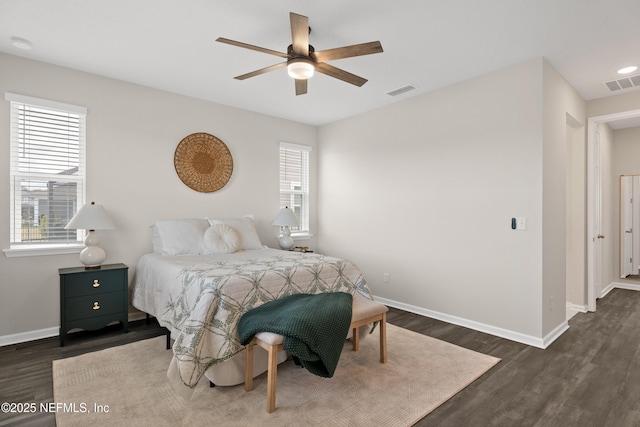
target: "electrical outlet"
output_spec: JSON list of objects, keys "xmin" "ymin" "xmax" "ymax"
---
[{"xmin": 383, "ymin": 273, "xmax": 390, "ymax": 284}]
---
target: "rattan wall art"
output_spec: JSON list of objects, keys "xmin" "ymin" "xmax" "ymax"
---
[{"xmin": 174, "ymin": 132, "xmax": 233, "ymax": 193}]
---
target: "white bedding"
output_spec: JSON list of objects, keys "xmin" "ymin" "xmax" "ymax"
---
[{"xmin": 131, "ymin": 247, "xmax": 372, "ymax": 389}]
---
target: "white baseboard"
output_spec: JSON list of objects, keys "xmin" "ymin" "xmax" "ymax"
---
[
  {"xmin": 128, "ymin": 312, "xmax": 148, "ymax": 322},
  {"xmin": 374, "ymin": 296, "xmax": 567, "ymax": 349},
  {"xmin": 611, "ymin": 281, "xmax": 640, "ymax": 292},
  {"xmin": 0, "ymin": 311, "xmax": 150, "ymax": 347},
  {"xmin": 566, "ymin": 302, "xmax": 587, "ymax": 322},
  {"xmin": 601, "ymin": 283, "xmax": 616, "ymax": 298},
  {"xmin": 566, "ymin": 302, "xmax": 587, "ymax": 313},
  {"xmin": 0, "ymin": 327, "xmax": 59, "ymax": 347}
]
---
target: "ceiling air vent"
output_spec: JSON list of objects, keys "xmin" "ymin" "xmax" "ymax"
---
[
  {"xmin": 387, "ymin": 84, "xmax": 417, "ymax": 97},
  {"xmin": 603, "ymin": 74, "xmax": 640, "ymax": 92}
]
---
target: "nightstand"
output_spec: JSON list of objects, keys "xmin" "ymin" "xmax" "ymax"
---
[
  {"xmin": 290, "ymin": 246, "xmax": 314, "ymax": 253},
  {"xmin": 59, "ymin": 263, "xmax": 129, "ymax": 346}
]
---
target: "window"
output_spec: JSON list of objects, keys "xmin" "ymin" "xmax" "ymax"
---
[
  {"xmin": 279, "ymin": 142, "xmax": 311, "ymax": 236},
  {"xmin": 5, "ymin": 93, "xmax": 86, "ymax": 252}
]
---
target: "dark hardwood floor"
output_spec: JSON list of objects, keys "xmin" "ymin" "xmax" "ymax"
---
[
  {"xmin": 0, "ymin": 319, "xmax": 166, "ymax": 427},
  {"xmin": 391, "ymin": 288, "xmax": 640, "ymax": 427},
  {"xmin": 2, "ymin": 289, "xmax": 640, "ymax": 426}
]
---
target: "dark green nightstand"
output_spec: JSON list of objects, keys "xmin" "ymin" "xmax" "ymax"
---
[{"xmin": 59, "ymin": 263, "xmax": 129, "ymax": 346}]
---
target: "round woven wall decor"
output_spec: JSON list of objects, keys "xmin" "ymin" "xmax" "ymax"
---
[{"xmin": 174, "ymin": 132, "xmax": 233, "ymax": 193}]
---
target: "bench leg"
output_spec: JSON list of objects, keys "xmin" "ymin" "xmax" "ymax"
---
[
  {"xmin": 266, "ymin": 344, "xmax": 278, "ymax": 413},
  {"xmin": 352, "ymin": 326, "xmax": 360, "ymax": 351},
  {"xmin": 379, "ymin": 312, "xmax": 387, "ymax": 363},
  {"xmin": 245, "ymin": 339, "xmax": 255, "ymax": 392}
]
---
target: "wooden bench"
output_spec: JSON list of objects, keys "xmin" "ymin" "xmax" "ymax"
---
[{"xmin": 244, "ymin": 293, "xmax": 388, "ymax": 413}]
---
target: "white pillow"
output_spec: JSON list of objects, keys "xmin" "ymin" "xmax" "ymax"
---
[
  {"xmin": 151, "ymin": 218, "xmax": 209, "ymax": 255},
  {"xmin": 151, "ymin": 225, "xmax": 164, "ymax": 253},
  {"xmin": 204, "ymin": 224, "xmax": 240, "ymax": 254},
  {"xmin": 207, "ymin": 216, "xmax": 263, "ymax": 250}
]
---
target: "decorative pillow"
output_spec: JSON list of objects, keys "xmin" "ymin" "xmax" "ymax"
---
[
  {"xmin": 204, "ymin": 224, "xmax": 240, "ymax": 254},
  {"xmin": 207, "ymin": 215, "xmax": 263, "ymax": 250},
  {"xmin": 151, "ymin": 218, "xmax": 209, "ymax": 255}
]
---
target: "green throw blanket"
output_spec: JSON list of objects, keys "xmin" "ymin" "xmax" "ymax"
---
[{"xmin": 238, "ymin": 292, "xmax": 353, "ymax": 378}]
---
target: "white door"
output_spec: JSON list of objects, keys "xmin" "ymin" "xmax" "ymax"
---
[
  {"xmin": 588, "ymin": 129, "xmax": 602, "ymax": 311},
  {"xmin": 594, "ymin": 133, "xmax": 603, "ymax": 297}
]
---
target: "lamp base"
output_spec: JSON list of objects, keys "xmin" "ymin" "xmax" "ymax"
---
[
  {"xmin": 78, "ymin": 245, "xmax": 106, "ymax": 268},
  {"xmin": 277, "ymin": 225, "xmax": 295, "ymax": 250},
  {"xmin": 79, "ymin": 230, "xmax": 106, "ymax": 268},
  {"xmin": 278, "ymin": 236, "xmax": 295, "ymax": 251}
]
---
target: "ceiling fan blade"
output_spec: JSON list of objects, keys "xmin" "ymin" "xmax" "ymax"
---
[
  {"xmin": 312, "ymin": 41, "xmax": 383, "ymax": 63},
  {"xmin": 315, "ymin": 63, "xmax": 368, "ymax": 87},
  {"xmin": 234, "ymin": 62, "xmax": 287, "ymax": 80},
  {"xmin": 216, "ymin": 37, "xmax": 289, "ymax": 59},
  {"xmin": 295, "ymin": 79, "xmax": 308, "ymax": 96},
  {"xmin": 290, "ymin": 12, "xmax": 309, "ymax": 56}
]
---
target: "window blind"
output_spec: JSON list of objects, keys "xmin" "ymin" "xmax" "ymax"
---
[
  {"xmin": 279, "ymin": 142, "xmax": 311, "ymax": 234},
  {"xmin": 6, "ymin": 93, "xmax": 87, "ymax": 246}
]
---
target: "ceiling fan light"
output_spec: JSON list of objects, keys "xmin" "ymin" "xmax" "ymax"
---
[
  {"xmin": 11, "ymin": 36, "xmax": 32, "ymax": 50},
  {"xmin": 287, "ymin": 59, "xmax": 314, "ymax": 80},
  {"xmin": 618, "ymin": 66, "xmax": 638, "ymax": 75}
]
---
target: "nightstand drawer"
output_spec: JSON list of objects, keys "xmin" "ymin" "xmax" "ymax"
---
[
  {"xmin": 63, "ymin": 269, "xmax": 124, "ymax": 297},
  {"xmin": 65, "ymin": 292, "xmax": 125, "ymax": 321}
]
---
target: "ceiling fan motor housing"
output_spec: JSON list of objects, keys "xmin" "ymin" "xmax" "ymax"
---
[{"xmin": 287, "ymin": 44, "xmax": 315, "ymax": 57}]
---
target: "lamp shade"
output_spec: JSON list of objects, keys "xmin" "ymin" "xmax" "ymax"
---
[
  {"xmin": 272, "ymin": 207, "xmax": 299, "ymax": 227},
  {"xmin": 65, "ymin": 202, "xmax": 115, "ymax": 231}
]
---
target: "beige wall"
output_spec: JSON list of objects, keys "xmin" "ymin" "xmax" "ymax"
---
[
  {"xmin": 0, "ymin": 53, "xmax": 318, "ymax": 340},
  {"xmin": 587, "ymin": 91, "xmax": 640, "ymax": 118},
  {"xmin": 541, "ymin": 61, "xmax": 587, "ymax": 331},
  {"xmin": 318, "ymin": 58, "xmax": 585, "ymax": 342},
  {"xmin": 0, "ymin": 51, "xmax": 610, "ymax": 346},
  {"xmin": 565, "ymin": 118, "xmax": 587, "ymax": 307}
]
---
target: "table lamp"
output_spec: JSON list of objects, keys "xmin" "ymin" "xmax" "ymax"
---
[
  {"xmin": 272, "ymin": 206, "xmax": 299, "ymax": 250},
  {"xmin": 65, "ymin": 201, "xmax": 115, "ymax": 269}
]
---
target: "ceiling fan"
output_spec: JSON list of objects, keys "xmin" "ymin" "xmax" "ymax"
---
[{"xmin": 216, "ymin": 12, "xmax": 383, "ymax": 95}]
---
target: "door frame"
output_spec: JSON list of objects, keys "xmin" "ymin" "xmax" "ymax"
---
[
  {"xmin": 621, "ymin": 175, "xmax": 633, "ymax": 277},
  {"xmin": 587, "ymin": 108, "xmax": 640, "ymax": 311}
]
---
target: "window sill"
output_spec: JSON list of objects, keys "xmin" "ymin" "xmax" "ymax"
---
[
  {"xmin": 292, "ymin": 233, "xmax": 314, "ymax": 241},
  {"xmin": 4, "ymin": 244, "xmax": 83, "ymax": 258}
]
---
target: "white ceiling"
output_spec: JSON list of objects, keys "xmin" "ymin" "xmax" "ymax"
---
[{"xmin": 1, "ymin": 0, "xmax": 640, "ymax": 126}]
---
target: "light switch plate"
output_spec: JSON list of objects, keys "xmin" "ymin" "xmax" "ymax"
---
[{"xmin": 516, "ymin": 217, "xmax": 527, "ymax": 230}]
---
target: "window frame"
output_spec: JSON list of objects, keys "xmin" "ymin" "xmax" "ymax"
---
[
  {"xmin": 4, "ymin": 93, "xmax": 87, "ymax": 257},
  {"xmin": 279, "ymin": 142, "xmax": 311, "ymax": 238}
]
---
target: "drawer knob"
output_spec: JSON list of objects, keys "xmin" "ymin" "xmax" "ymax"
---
[
  {"xmin": 92, "ymin": 302, "xmax": 100, "ymax": 310},
  {"xmin": 93, "ymin": 279, "xmax": 100, "ymax": 288}
]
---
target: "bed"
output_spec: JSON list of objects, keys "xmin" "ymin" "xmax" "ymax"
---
[{"xmin": 131, "ymin": 217, "xmax": 373, "ymax": 391}]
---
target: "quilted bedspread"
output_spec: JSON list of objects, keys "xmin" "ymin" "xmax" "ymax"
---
[{"xmin": 134, "ymin": 249, "xmax": 371, "ymax": 389}]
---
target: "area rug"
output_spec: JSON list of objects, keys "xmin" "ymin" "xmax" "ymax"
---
[{"xmin": 53, "ymin": 324, "xmax": 499, "ymax": 427}]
